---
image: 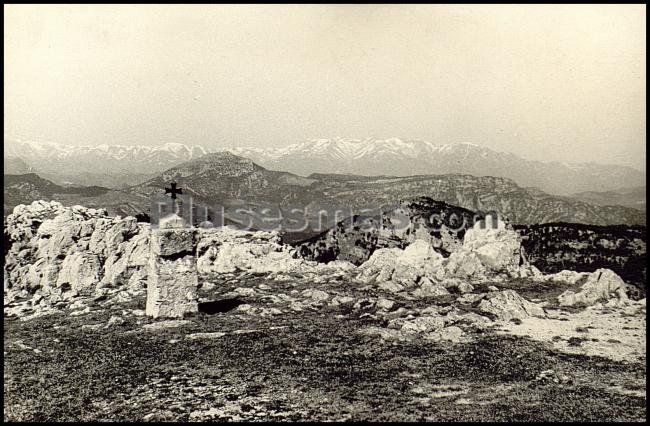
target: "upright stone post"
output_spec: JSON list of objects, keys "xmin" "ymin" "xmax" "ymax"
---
[{"xmin": 146, "ymin": 214, "xmax": 199, "ymax": 318}]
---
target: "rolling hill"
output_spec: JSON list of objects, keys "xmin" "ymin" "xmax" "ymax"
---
[{"xmin": 3, "ymin": 173, "xmax": 148, "ymax": 218}]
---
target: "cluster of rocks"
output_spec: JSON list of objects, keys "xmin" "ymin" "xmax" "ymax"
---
[
  {"xmin": 196, "ymin": 227, "xmax": 317, "ymax": 275},
  {"xmin": 355, "ymin": 218, "xmax": 540, "ymax": 295},
  {"xmin": 360, "ymin": 304, "xmax": 489, "ymax": 343},
  {"xmin": 3, "ymin": 201, "xmax": 639, "ymax": 322},
  {"xmin": 355, "ymin": 286, "xmax": 551, "ymax": 342},
  {"xmin": 3, "ymin": 202, "xmax": 320, "ymax": 311},
  {"xmin": 520, "ymin": 267, "xmax": 637, "ymax": 308}
]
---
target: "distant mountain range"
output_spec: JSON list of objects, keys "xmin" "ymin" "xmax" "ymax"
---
[
  {"xmin": 3, "ymin": 140, "xmax": 208, "ymax": 188},
  {"xmin": 4, "ymin": 138, "xmax": 645, "ymax": 197},
  {"xmin": 8, "ymin": 151, "xmax": 633, "ymax": 226},
  {"xmin": 228, "ymin": 138, "xmax": 645, "ymax": 196}
]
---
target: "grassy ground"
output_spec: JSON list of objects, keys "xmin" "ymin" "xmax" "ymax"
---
[{"xmin": 4, "ymin": 277, "xmax": 646, "ymax": 422}]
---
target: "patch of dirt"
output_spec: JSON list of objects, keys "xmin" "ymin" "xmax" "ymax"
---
[{"xmin": 495, "ymin": 304, "xmax": 646, "ymax": 363}]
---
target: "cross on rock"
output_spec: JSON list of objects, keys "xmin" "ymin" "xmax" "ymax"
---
[
  {"xmin": 159, "ymin": 181, "xmax": 186, "ymax": 229},
  {"xmin": 164, "ymin": 182, "xmax": 183, "ymax": 200}
]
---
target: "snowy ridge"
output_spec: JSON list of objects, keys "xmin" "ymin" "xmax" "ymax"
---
[
  {"xmin": 229, "ymin": 137, "xmax": 465, "ymax": 161},
  {"xmin": 226, "ymin": 138, "xmax": 645, "ymax": 196},
  {"xmin": 4, "ymin": 139, "xmax": 208, "ymax": 161},
  {"xmin": 3, "ymin": 137, "xmax": 645, "ymax": 196}
]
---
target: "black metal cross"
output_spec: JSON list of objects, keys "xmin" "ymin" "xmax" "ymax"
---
[{"xmin": 164, "ymin": 182, "xmax": 183, "ymax": 200}]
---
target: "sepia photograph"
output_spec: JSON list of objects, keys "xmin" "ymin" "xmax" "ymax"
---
[{"xmin": 3, "ymin": 4, "xmax": 646, "ymax": 422}]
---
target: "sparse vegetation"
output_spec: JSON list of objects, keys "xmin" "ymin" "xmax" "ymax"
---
[{"xmin": 4, "ymin": 275, "xmax": 646, "ymax": 422}]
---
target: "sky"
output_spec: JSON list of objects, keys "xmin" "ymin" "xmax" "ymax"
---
[{"xmin": 3, "ymin": 4, "xmax": 646, "ymax": 170}]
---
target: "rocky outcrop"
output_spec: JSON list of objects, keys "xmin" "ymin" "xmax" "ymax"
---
[
  {"xmin": 358, "ymin": 240, "xmax": 445, "ymax": 287},
  {"xmin": 557, "ymin": 268, "xmax": 630, "ymax": 307},
  {"xmin": 56, "ymin": 252, "xmax": 102, "ymax": 295},
  {"xmin": 196, "ymin": 228, "xmax": 315, "ymax": 275},
  {"xmin": 4, "ymin": 201, "xmax": 638, "ymax": 323},
  {"xmin": 4, "ymin": 201, "xmax": 147, "ymax": 300},
  {"xmin": 444, "ymin": 251, "xmax": 487, "ymax": 280},
  {"xmin": 445, "ymin": 217, "xmax": 522, "ymax": 278},
  {"xmin": 3, "ymin": 202, "xmax": 325, "ymax": 308},
  {"xmin": 294, "ymin": 198, "xmax": 477, "ymax": 266},
  {"xmin": 357, "ymin": 217, "xmax": 527, "ymax": 289}
]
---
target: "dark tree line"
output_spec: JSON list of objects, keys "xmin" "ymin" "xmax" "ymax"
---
[{"xmin": 515, "ymin": 222, "xmax": 646, "ymax": 291}]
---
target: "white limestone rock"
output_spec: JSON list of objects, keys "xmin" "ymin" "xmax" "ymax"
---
[
  {"xmin": 445, "ymin": 251, "xmax": 487, "ymax": 279},
  {"xmin": 195, "ymin": 227, "xmax": 321, "ymax": 275},
  {"xmin": 359, "ymin": 240, "xmax": 444, "ymax": 287},
  {"xmin": 56, "ymin": 252, "xmax": 102, "ymax": 295},
  {"xmin": 542, "ymin": 270, "xmax": 589, "ymax": 284},
  {"xmin": 478, "ymin": 290, "xmax": 546, "ymax": 321},
  {"xmin": 412, "ymin": 277, "xmax": 450, "ymax": 298},
  {"xmin": 558, "ymin": 268, "xmax": 629, "ymax": 307},
  {"xmin": 458, "ymin": 219, "xmax": 521, "ymax": 271},
  {"xmin": 4, "ymin": 202, "xmax": 153, "ymax": 308}
]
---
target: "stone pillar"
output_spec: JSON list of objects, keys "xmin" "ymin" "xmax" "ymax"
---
[{"xmin": 146, "ymin": 214, "xmax": 198, "ymax": 318}]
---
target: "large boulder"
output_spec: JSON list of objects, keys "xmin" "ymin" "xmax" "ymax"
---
[
  {"xmin": 442, "ymin": 217, "xmax": 524, "ymax": 281},
  {"xmin": 557, "ymin": 268, "xmax": 629, "ymax": 307},
  {"xmin": 444, "ymin": 251, "xmax": 486, "ymax": 279},
  {"xmin": 358, "ymin": 247, "xmax": 403, "ymax": 282},
  {"xmin": 400, "ymin": 240, "xmax": 444, "ymax": 268},
  {"xmin": 478, "ymin": 290, "xmax": 546, "ymax": 321}
]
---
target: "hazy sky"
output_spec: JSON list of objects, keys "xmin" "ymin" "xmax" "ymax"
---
[{"xmin": 4, "ymin": 4, "xmax": 646, "ymax": 170}]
